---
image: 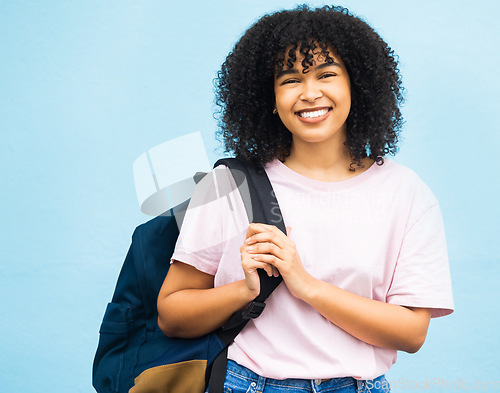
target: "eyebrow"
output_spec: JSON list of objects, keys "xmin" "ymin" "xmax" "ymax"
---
[{"xmin": 275, "ymin": 61, "xmax": 341, "ymax": 79}]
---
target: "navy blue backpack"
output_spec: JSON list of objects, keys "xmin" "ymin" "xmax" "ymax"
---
[{"xmin": 92, "ymin": 158, "xmax": 284, "ymax": 393}]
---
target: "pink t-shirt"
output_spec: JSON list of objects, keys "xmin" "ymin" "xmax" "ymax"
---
[{"xmin": 172, "ymin": 158, "xmax": 454, "ymax": 380}]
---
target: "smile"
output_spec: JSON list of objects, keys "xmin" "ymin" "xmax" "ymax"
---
[
  {"xmin": 297, "ymin": 108, "xmax": 330, "ymax": 118},
  {"xmin": 296, "ymin": 107, "xmax": 332, "ymax": 122}
]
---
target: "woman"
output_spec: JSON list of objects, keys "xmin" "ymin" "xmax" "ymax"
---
[{"xmin": 157, "ymin": 5, "xmax": 454, "ymax": 392}]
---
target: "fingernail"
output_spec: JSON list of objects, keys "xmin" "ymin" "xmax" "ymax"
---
[
  {"xmin": 245, "ymin": 238, "xmax": 252, "ymax": 244},
  {"xmin": 246, "ymin": 246, "xmax": 254, "ymax": 252}
]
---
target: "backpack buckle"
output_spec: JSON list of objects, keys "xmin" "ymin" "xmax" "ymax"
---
[{"xmin": 242, "ymin": 301, "xmax": 266, "ymax": 319}]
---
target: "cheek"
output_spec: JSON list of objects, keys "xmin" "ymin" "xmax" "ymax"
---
[
  {"xmin": 344, "ymin": 90, "xmax": 352, "ymax": 110},
  {"xmin": 274, "ymin": 90, "xmax": 291, "ymax": 110},
  {"xmin": 335, "ymin": 85, "xmax": 351, "ymax": 110}
]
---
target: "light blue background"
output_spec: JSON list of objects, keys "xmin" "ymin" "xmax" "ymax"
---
[{"xmin": 1, "ymin": 1, "xmax": 499, "ymax": 392}]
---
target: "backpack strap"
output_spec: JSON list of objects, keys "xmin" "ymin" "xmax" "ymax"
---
[
  {"xmin": 209, "ymin": 157, "xmax": 285, "ymax": 392},
  {"xmin": 214, "ymin": 157, "xmax": 284, "ymax": 332},
  {"xmin": 215, "ymin": 158, "xmax": 285, "ymax": 233}
]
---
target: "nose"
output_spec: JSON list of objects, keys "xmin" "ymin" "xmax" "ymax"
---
[{"xmin": 299, "ymin": 80, "xmax": 323, "ymax": 102}]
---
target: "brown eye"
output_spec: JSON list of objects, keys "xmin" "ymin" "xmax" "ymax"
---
[{"xmin": 320, "ymin": 72, "xmax": 337, "ymax": 79}]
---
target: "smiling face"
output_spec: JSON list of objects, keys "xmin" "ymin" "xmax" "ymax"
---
[{"xmin": 274, "ymin": 46, "xmax": 351, "ymax": 149}]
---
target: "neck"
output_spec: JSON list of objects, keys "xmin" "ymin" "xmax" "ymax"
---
[{"xmin": 283, "ymin": 137, "xmax": 371, "ymax": 182}]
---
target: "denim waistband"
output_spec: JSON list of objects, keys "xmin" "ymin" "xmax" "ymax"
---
[{"xmin": 226, "ymin": 359, "xmax": 362, "ymax": 392}]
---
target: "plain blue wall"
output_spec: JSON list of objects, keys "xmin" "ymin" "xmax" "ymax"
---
[{"xmin": 1, "ymin": 1, "xmax": 499, "ymax": 392}]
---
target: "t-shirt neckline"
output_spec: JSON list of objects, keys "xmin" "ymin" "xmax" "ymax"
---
[{"xmin": 266, "ymin": 158, "xmax": 387, "ymax": 192}]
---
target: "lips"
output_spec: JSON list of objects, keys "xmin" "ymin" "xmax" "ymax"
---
[
  {"xmin": 295, "ymin": 107, "xmax": 332, "ymax": 123},
  {"xmin": 297, "ymin": 108, "xmax": 330, "ymax": 118}
]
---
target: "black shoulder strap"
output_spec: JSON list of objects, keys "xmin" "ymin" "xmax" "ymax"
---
[
  {"xmin": 214, "ymin": 158, "xmax": 285, "ymax": 233},
  {"xmin": 214, "ymin": 158, "xmax": 284, "ymax": 331},
  {"xmin": 208, "ymin": 158, "xmax": 284, "ymax": 392}
]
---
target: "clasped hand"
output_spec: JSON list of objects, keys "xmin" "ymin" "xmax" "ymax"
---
[{"xmin": 240, "ymin": 223, "xmax": 313, "ymax": 300}]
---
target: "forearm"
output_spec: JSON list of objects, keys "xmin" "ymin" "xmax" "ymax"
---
[
  {"xmin": 158, "ymin": 279, "xmax": 254, "ymax": 338},
  {"xmin": 243, "ymin": 224, "xmax": 432, "ymax": 353},
  {"xmin": 301, "ymin": 276, "xmax": 431, "ymax": 353}
]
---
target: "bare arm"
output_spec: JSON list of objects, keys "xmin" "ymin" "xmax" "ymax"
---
[
  {"xmin": 244, "ymin": 223, "xmax": 432, "ymax": 353},
  {"xmin": 157, "ymin": 261, "xmax": 257, "ymax": 338},
  {"xmin": 301, "ymin": 279, "xmax": 431, "ymax": 353}
]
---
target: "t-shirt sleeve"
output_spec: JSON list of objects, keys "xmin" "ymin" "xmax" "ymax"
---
[
  {"xmin": 386, "ymin": 202, "xmax": 454, "ymax": 318},
  {"xmin": 171, "ymin": 166, "xmax": 244, "ymax": 276}
]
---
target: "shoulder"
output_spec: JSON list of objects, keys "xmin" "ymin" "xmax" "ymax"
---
[
  {"xmin": 374, "ymin": 158, "xmax": 422, "ymax": 182},
  {"xmin": 189, "ymin": 165, "xmax": 235, "ymax": 204},
  {"xmin": 374, "ymin": 159, "xmax": 438, "ymax": 204},
  {"xmin": 374, "ymin": 159, "xmax": 443, "ymax": 233}
]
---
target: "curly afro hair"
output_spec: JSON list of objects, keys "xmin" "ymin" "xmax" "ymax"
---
[{"xmin": 214, "ymin": 5, "xmax": 404, "ymax": 169}]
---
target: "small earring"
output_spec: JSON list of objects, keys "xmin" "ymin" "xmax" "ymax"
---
[{"xmin": 273, "ymin": 108, "xmax": 278, "ymax": 114}]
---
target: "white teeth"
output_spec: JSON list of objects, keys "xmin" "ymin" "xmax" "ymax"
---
[{"xmin": 298, "ymin": 108, "xmax": 329, "ymax": 118}]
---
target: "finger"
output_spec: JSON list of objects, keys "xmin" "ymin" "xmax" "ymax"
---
[
  {"xmin": 251, "ymin": 255, "xmax": 285, "ymax": 278},
  {"xmin": 240, "ymin": 256, "xmax": 261, "ymax": 294},
  {"xmin": 244, "ymin": 259, "xmax": 275, "ymax": 277},
  {"xmin": 245, "ymin": 223, "xmax": 271, "ymax": 238},
  {"xmin": 243, "ymin": 248, "xmax": 277, "ymax": 277},
  {"xmin": 245, "ymin": 225, "xmax": 259, "ymax": 239},
  {"xmin": 242, "ymin": 252, "xmax": 271, "ymax": 271},
  {"xmin": 262, "ymin": 264, "xmax": 276, "ymax": 277},
  {"xmin": 272, "ymin": 266, "xmax": 280, "ymax": 278},
  {"xmin": 246, "ymin": 223, "xmax": 282, "ymax": 238},
  {"xmin": 245, "ymin": 229, "xmax": 287, "ymax": 247},
  {"xmin": 245, "ymin": 242, "xmax": 284, "ymax": 260},
  {"xmin": 245, "ymin": 231, "xmax": 273, "ymax": 244},
  {"xmin": 251, "ymin": 253, "xmax": 282, "ymax": 268},
  {"xmin": 248, "ymin": 222, "xmax": 276, "ymax": 231}
]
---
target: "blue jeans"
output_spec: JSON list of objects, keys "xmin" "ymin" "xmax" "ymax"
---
[{"xmin": 214, "ymin": 360, "xmax": 390, "ymax": 393}]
